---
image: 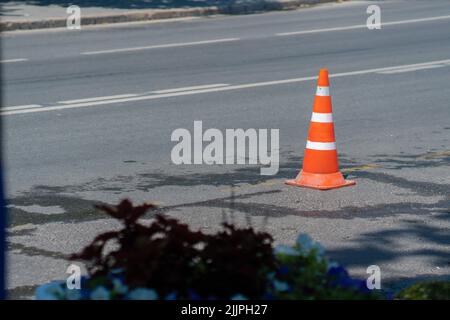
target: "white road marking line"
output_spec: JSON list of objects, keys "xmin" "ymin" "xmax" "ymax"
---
[
  {"xmin": 81, "ymin": 38, "xmax": 240, "ymax": 55},
  {"xmin": 276, "ymin": 14, "xmax": 450, "ymax": 36},
  {"xmin": 3, "ymin": 58, "xmax": 450, "ymax": 116},
  {"xmin": 151, "ymin": 84, "xmax": 230, "ymax": 94},
  {"xmin": 278, "ymin": 24, "xmax": 364, "ymax": 36},
  {"xmin": 0, "ymin": 58, "xmax": 28, "ymax": 63},
  {"xmin": 59, "ymin": 94, "xmax": 138, "ymax": 104},
  {"xmin": 377, "ymin": 65, "xmax": 443, "ymax": 74},
  {"xmin": 2, "ymin": 104, "xmax": 42, "ymax": 111},
  {"xmin": 327, "ymin": 59, "xmax": 450, "ymax": 78},
  {"xmin": 371, "ymin": 61, "xmax": 445, "ymax": 72}
]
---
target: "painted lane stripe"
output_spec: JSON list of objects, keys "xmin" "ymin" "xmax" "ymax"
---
[
  {"xmin": 306, "ymin": 141, "xmax": 336, "ymax": 151},
  {"xmin": 311, "ymin": 112, "xmax": 333, "ymax": 123},
  {"xmin": 2, "ymin": 104, "xmax": 42, "ymax": 111},
  {"xmin": 316, "ymin": 86, "xmax": 329, "ymax": 96},
  {"xmin": 377, "ymin": 64, "xmax": 443, "ymax": 74},
  {"xmin": 0, "ymin": 58, "xmax": 28, "ymax": 63},
  {"xmin": 276, "ymin": 15, "xmax": 450, "ymax": 36},
  {"xmin": 151, "ymin": 84, "xmax": 230, "ymax": 94},
  {"xmin": 82, "ymin": 38, "xmax": 240, "ymax": 55},
  {"xmin": 3, "ymin": 58, "xmax": 450, "ymax": 116},
  {"xmin": 59, "ymin": 94, "xmax": 138, "ymax": 104},
  {"xmin": 327, "ymin": 58, "xmax": 450, "ymax": 78},
  {"xmin": 278, "ymin": 24, "xmax": 364, "ymax": 36}
]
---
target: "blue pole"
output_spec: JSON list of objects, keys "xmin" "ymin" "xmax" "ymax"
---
[
  {"xmin": 1, "ymin": 42, "xmax": 8, "ymax": 300},
  {"xmin": 1, "ymin": 39, "xmax": 6, "ymax": 299},
  {"xmin": 0, "ymin": 161, "xmax": 5, "ymax": 299}
]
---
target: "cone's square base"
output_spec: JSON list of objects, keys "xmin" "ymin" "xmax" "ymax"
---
[{"xmin": 285, "ymin": 171, "xmax": 355, "ymax": 190}]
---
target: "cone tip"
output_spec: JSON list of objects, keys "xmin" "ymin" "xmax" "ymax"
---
[
  {"xmin": 319, "ymin": 69, "xmax": 328, "ymax": 77},
  {"xmin": 318, "ymin": 69, "xmax": 329, "ymax": 86}
]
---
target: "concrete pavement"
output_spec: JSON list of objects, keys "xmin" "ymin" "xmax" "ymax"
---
[{"xmin": 1, "ymin": 0, "xmax": 449, "ymax": 298}]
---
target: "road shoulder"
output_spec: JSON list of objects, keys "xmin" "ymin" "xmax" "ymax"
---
[{"xmin": 0, "ymin": 0, "xmax": 343, "ymax": 32}]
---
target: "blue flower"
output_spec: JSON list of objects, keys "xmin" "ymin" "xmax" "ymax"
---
[
  {"xmin": 296, "ymin": 234, "xmax": 325, "ymax": 256},
  {"xmin": 110, "ymin": 268, "xmax": 124, "ymax": 275},
  {"xmin": 278, "ymin": 265, "xmax": 290, "ymax": 276},
  {"xmin": 327, "ymin": 266, "xmax": 371, "ymax": 293},
  {"xmin": 326, "ymin": 261, "xmax": 339, "ymax": 271},
  {"xmin": 313, "ymin": 243, "xmax": 325, "ymax": 256},
  {"xmin": 65, "ymin": 289, "xmax": 82, "ymax": 300},
  {"xmin": 339, "ymin": 278, "xmax": 370, "ymax": 294},
  {"xmin": 127, "ymin": 288, "xmax": 158, "ymax": 300},
  {"xmin": 112, "ymin": 278, "xmax": 128, "ymax": 295},
  {"xmin": 90, "ymin": 286, "xmax": 110, "ymax": 300},
  {"xmin": 80, "ymin": 276, "xmax": 89, "ymax": 287},
  {"xmin": 274, "ymin": 245, "xmax": 300, "ymax": 256},
  {"xmin": 339, "ymin": 277, "xmax": 360, "ymax": 287},
  {"xmin": 273, "ymin": 280, "xmax": 289, "ymax": 292},
  {"xmin": 262, "ymin": 292, "xmax": 276, "ymax": 300},
  {"xmin": 165, "ymin": 292, "xmax": 178, "ymax": 300},
  {"xmin": 384, "ymin": 291, "xmax": 395, "ymax": 300},
  {"xmin": 79, "ymin": 287, "xmax": 91, "ymax": 300},
  {"xmin": 266, "ymin": 272, "xmax": 276, "ymax": 281},
  {"xmin": 327, "ymin": 265, "xmax": 351, "ymax": 288},
  {"xmin": 296, "ymin": 234, "xmax": 313, "ymax": 250},
  {"xmin": 35, "ymin": 281, "xmax": 66, "ymax": 300},
  {"xmin": 355, "ymin": 280, "xmax": 371, "ymax": 293},
  {"xmin": 187, "ymin": 289, "xmax": 202, "ymax": 300},
  {"xmin": 231, "ymin": 294, "xmax": 248, "ymax": 300},
  {"xmin": 327, "ymin": 265, "xmax": 349, "ymax": 278}
]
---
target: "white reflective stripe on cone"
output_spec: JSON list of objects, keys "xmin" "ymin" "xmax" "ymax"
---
[
  {"xmin": 311, "ymin": 112, "xmax": 333, "ymax": 123},
  {"xmin": 316, "ymin": 86, "xmax": 330, "ymax": 96},
  {"xmin": 306, "ymin": 141, "xmax": 336, "ymax": 150}
]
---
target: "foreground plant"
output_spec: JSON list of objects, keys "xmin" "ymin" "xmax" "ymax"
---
[
  {"xmin": 36, "ymin": 200, "xmax": 381, "ymax": 300},
  {"xmin": 396, "ymin": 281, "xmax": 450, "ymax": 300}
]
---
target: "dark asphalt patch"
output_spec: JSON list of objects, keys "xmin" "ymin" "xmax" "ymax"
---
[
  {"xmin": 9, "ymin": 242, "xmax": 68, "ymax": 260},
  {"xmin": 165, "ymin": 193, "xmax": 450, "ymax": 220},
  {"xmin": 5, "ymin": 150, "xmax": 449, "ymax": 227},
  {"xmin": 6, "ymin": 193, "xmax": 107, "ymax": 228},
  {"xmin": 7, "ymin": 285, "xmax": 37, "ymax": 300}
]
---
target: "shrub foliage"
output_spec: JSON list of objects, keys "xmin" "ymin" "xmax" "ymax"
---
[
  {"xmin": 71, "ymin": 200, "xmax": 276, "ymax": 299},
  {"xmin": 29, "ymin": 199, "xmax": 386, "ymax": 300}
]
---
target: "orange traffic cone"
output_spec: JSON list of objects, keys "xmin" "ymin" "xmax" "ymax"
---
[{"xmin": 285, "ymin": 69, "xmax": 355, "ymax": 190}]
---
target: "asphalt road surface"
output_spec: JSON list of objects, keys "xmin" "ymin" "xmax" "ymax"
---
[{"xmin": 2, "ymin": 0, "xmax": 449, "ymax": 298}]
